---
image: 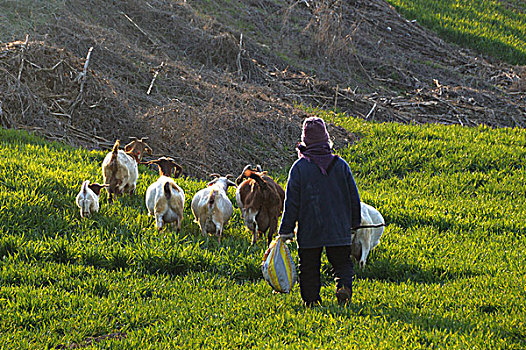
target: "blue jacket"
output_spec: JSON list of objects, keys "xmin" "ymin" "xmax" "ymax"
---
[{"xmin": 278, "ymin": 156, "xmax": 361, "ymax": 249}]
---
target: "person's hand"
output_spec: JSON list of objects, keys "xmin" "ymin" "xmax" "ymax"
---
[{"xmin": 278, "ymin": 232, "xmax": 294, "ymax": 242}]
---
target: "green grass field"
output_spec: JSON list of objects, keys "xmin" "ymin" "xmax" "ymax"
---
[
  {"xmin": 1, "ymin": 117, "xmax": 525, "ymax": 348},
  {"xmin": 386, "ymin": 0, "xmax": 526, "ymax": 65}
]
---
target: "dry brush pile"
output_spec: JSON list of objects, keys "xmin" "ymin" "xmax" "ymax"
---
[{"xmin": 0, "ymin": 0, "xmax": 525, "ymax": 177}]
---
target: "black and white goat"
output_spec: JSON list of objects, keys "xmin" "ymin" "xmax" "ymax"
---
[{"xmin": 75, "ymin": 180, "xmax": 107, "ymax": 218}]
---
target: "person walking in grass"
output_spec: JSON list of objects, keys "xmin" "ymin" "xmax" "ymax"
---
[{"xmin": 278, "ymin": 117, "xmax": 361, "ymax": 307}]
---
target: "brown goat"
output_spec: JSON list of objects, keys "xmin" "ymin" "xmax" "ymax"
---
[
  {"xmin": 124, "ymin": 137, "xmax": 152, "ymax": 163},
  {"xmin": 235, "ymin": 165, "xmax": 285, "ymax": 246}
]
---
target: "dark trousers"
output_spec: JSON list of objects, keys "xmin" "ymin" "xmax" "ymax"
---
[{"xmin": 298, "ymin": 245, "xmax": 354, "ymax": 304}]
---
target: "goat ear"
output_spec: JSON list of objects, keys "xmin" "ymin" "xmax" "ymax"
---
[
  {"xmin": 124, "ymin": 143, "xmax": 133, "ymax": 153},
  {"xmin": 88, "ymin": 183, "xmax": 106, "ymax": 196},
  {"xmin": 173, "ymin": 163, "xmax": 183, "ymax": 178},
  {"xmin": 243, "ymin": 168, "xmax": 254, "ymax": 178}
]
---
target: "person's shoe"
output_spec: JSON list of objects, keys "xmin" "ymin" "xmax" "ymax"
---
[
  {"xmin": 335, "ymin": 286, "xmax": 352, "ymax": 305},
  {"xmin": 303, "ymin": 298, "xmax": 322, "ymax": 308}
]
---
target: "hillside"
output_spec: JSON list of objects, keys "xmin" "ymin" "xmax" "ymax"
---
[
  {"xmin": 1, "ymin": 120, "xmax": 525, "ymax": 348},
  {"xmin": 1, "ymin": 0, "xmax": 525, "ymax": 177}
]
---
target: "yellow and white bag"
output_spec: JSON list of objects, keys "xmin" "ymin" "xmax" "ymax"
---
[{"xmin": 261, "ymin": 237, "xmax": 297, "ymax": 293}]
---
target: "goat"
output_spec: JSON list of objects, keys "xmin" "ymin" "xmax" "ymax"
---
[
  {"xmin": 350, "ymin": 202, "xmax": 385, "ymax": 268},
  {"xmin": 191, "ymin": 174, "xmax": 236, "ymax": 244},
  {"xmin": 145, "ymin": 157, "xmax": 184, "ymax": 232},
  {"xmin": 235, "ymin": 164, "xmax": 261, "ymax": 214},
  {"xmin": 235, "ymin": 165, "xmax": 285, "ymax": 246},
  {"xmin": 75, "ymin": 180, "xmax": 107, "ymax": 218},
  {"xmin": 102, "ymin": 138, "xmax": 152, "ymax": 203}
]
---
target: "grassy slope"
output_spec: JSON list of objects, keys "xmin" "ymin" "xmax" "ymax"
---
[
  {"xmin": 385, "ymin": 0, "xmax": 526, "ymax": 65},
  {"xmin": 1, "ymin": 120, "xmax": 525, "ymax": 348},
  {"xmin": 0, "ymin": 0, "xmax": 65, "ymax": 41}
]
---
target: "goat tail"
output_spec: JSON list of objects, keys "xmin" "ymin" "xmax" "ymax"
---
[
  {"xmin": 112, "ymin": 140, "xmax": 120, "ymax": 154},
  {"xmin": 163, "ymin": 182, "xmax": 173, "ymax": 200},
  {"xmin": 208, "ymin": 189, "xmax": 217, "ymax": 209},
  {"xmin": 81, "ymin": 180, "xmax": 90, "ymax": 194},
  {"xmin": 109, "ymin": 140, "xmax": 120, "ymax": 167}
]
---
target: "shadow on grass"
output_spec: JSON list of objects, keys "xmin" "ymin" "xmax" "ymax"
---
[
  {"xmin": 2, "ymin": 214, "xmax": 264, "ymax": 284},
  {"xmin": 345, "ymin": 301, "xmax": 525, "ymax": 347},
  {"xmin": 384, "ymin": 211, "xmax": 478, "ymax": 234},
  {"xmin": 355, "ymin": 257, "xmax": 480, "ymax": 284},
  {"xmin": 290, "ymin": 298, "xmax": 525, "ymax": 348}
]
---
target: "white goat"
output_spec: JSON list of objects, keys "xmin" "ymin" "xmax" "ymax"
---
[
  {"xmin": 351, "ymin": 202, "xmax": 385, "ymax": 268},
  {"xmin": 191, "ymin": 174, "xmax": 236, "ymax": 244},
  {"xmin": 102, "ymin": 138, "xmax": 152, "ymax": 203},
  {"xmin": 75, "ymin": 180, "xmax": 107, "ymax": 218},
  {"xmin": 145, "ymin": 157, "xmax": 185, "ymax": 232}
]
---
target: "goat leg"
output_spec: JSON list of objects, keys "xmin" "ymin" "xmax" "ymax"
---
[
  {"xmin": 175, "ymin": 218, "xmax": 181, "ymax": 234},
  {"xmin": 155, "ymin": 213, "xmax": 164, "ymax": 231},
  {"xmin": 199, "ymin": 220, "xmax": 208, "ymax": 238},
  {"xmin": 251, "ymin": 219, "xmax": 259, "ymax": 245},
  {"xmin": 359, "ymin": 234, "xmax": 372, "ymax": 269},
  {"xmin": 267, "ymin": 218, "xmax": 278, "ymax": 247}
]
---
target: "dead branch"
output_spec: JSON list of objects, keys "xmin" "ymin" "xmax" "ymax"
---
[
  {"xmin": 120, "ymin": 11, "xmax": 160, "ymax": 46},
  {"xmin": 365, "ymin": 102, "xmax": 377, "ymax": 119},
  {"xmin": 69, "ymin": 46, "xmax": 93, "ymax": 115},
  {"xmin": 78, "ymin": 46, "xmax": 93, "ymax": 95},
  {"xmin": 16, "ymin": 34, "xmax": 29, "ymax": 86},
  {"xmin": 236, "ymin": 33, "xmax": 244, "ymax": 78},
  {"xmin": 147, "ymin": 62, "xmax": 164, "ymax": 95}
]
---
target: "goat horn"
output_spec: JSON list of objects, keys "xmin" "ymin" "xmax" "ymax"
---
[
  {"xmin": 209, "ymin": 173, "xmax": 220, "ymax": 179},
  {"xmin": 240, "ymin": 164, "xmax": 253, "ymax": 174},
  {"xmin": 236, "ymin": 164, "xmax": 253, "ymax": 185}
]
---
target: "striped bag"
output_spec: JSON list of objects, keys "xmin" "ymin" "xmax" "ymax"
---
[{"xmin": 261, "ymin": 236, "xmax": 297, "ymax": 293}]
